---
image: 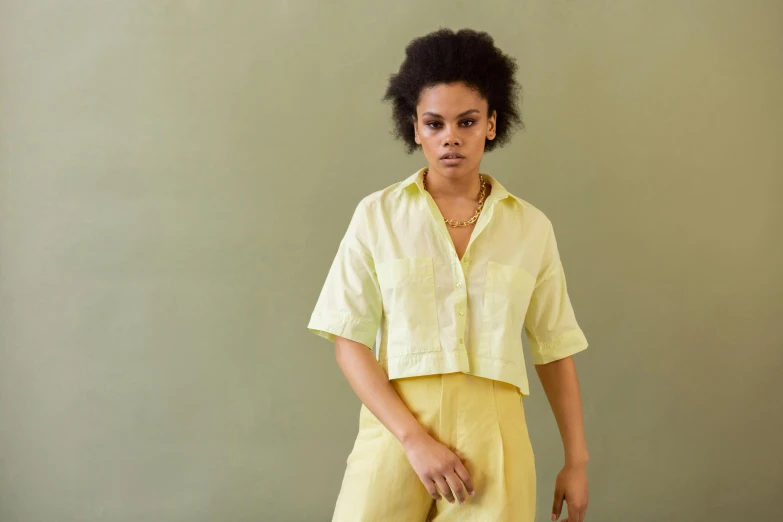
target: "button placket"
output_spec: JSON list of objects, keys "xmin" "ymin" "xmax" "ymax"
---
[{"xmin": 454, "ymin": 259, "xmax": 468, "ymax": 349}]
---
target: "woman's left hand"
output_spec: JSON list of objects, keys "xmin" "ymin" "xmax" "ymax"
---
[{"xmin": 551, "ymin": 462, "xmax": 589, "ymax": 521}]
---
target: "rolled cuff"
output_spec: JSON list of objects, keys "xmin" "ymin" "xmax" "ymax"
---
[
  {"xmin": 307, "ymin": 311, "xmax": 377, "ymax": 349},
  {"xmin": 530, "ymin": 328, "xmax": 588, "ymax": 365}
]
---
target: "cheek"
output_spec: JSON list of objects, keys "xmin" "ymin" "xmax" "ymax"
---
[
  {"xmin": 470, "ymin": 128, "xmax": 488, "ymax": 148},
  {"xmin": 419, "ymin": 134, "xmax": 437, "ymax": 150}
]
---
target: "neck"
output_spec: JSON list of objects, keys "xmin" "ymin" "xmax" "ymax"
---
[{"xmin": 424, "ymin": 166, "xmax": 484, "ymax": 200}]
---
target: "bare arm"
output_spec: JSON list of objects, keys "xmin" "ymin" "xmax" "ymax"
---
[
  {"xmin": 535, "ymin": 355, "xmax": 589, "ymax": 521},
  {"xmin": 535, "ymin": 355, "xmax": 588, "ymax": 466},
  {"xmin": 334, "ymin": 336, "xmax": 475, "ymax": 504},
  {"xmin": 334, "ymin": 336, "xmax": 426, "ymax": 446}
]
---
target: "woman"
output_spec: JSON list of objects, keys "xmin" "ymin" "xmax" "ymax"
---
[{"xmin": 308, "ymin": 28, "xmax": 590, "ymax": 522}]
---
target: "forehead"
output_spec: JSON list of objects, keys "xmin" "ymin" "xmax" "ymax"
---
[{"xmin": 416, "ymin": 82, "xmax": 488, "ymax": 116}]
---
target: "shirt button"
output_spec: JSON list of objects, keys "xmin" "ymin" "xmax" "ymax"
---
[
  {"xmin": 456, "ymin": 282, "xmax": 463, "ymax": 288},
  {"xmin": 459, "ymin": 338, "xmax": 464, "ymax": 344},
  {"xmin": 458, "ymin": 309, "xmax": 464, "ymax": 316}
]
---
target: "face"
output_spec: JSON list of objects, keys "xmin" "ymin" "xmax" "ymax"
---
[{"xmin": 413, "ymin": 82, "xmax": 497, "ymax": 179}]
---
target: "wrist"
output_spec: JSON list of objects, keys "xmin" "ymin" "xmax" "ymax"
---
[
  {"xmin": 565, "ymin": 455, "xmax": 589, "ymax": 468},
  {"xmin": 398, "ymin": 425, "xmax": 429, "ymax": 449}
]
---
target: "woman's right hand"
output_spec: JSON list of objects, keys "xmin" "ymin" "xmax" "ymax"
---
[
  {"xmin": 402, "ymin": 432, "xmax": 475, "ymax": 504},
  {"xmin": 333, "ymin": 339, "xmax": 476, "ymax": 504}
]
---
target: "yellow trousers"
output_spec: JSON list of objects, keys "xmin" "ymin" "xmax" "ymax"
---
[{"xmin": 332, "ymin": 371, "xmax": 536, "ymax": 521}]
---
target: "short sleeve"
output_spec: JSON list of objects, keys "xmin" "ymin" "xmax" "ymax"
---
[
  {"xmin": 524, "ymin": 219, "xmax": 588, "ymax": 365},
  {"xmin": 306, "ymin": 200, "xmax": 382, "ymax": 349}
]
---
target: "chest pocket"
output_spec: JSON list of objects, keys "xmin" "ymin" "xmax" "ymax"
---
[
  {"xmin": 482, "ymin": 261, "xmax": 536, "ymax": 333},
  {"xmin": 376, "ymin": 257, "xmax": 441, "ymax": 354}
]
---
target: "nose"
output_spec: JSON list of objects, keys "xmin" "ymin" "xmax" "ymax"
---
[{"xmin": 443, "ymin": 124, "xmax": 461, "ymax": 146}]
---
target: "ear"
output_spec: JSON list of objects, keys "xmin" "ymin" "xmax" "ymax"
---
[
  {"xmin": 487, "ymin": 110, "xmax": 497, "ymax": 140},
  {"xmin": 413, "ymin": 117, "xmax": 421, "ymax": 145}
]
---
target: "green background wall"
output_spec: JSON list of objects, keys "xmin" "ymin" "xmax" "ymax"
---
[{"xmin": 1, "ymin": 1, "xmax": 781, "ymax": 520}]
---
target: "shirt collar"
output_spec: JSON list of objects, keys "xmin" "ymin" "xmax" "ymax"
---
[{"xmin": 392, "ymin": 167, "xmax": 514, "ymax": 203}]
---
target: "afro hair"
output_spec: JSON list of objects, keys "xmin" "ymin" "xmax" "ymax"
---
[{"xmin": 383, "ymin": 28, "xmax": 524, "ymax": 154}]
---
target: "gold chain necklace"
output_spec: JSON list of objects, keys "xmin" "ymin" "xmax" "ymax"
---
[{"xmin": 423, "ymin": 168, "xmax": 488, "ymax": 228}]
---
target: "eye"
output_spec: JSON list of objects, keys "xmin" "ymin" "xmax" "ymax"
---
[
  {"xmin": 426, "ymin": 121, "xmax": 442, "ymax": 129},
  {"xmin": 461, "ymin": 120, "xmax": 475, "ymax": 127}
]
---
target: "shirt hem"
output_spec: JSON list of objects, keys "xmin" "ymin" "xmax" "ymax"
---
[{"xmin": 382, "ymin": 350, "xmax": 531, "ymax": 396}]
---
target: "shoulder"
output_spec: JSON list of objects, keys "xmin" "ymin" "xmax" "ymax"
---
[
  {"xmin": 354, "ymin": 178, "xmax": 413, "ymax": 215},
  {"xmin": 503, "ymin": 189, "xmax": 554, "ymax": 234}
]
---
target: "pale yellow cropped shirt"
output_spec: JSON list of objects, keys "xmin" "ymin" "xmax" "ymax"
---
[{"xmin": 307, "ymin": 167, "xmax": 588, "ymax": 395}]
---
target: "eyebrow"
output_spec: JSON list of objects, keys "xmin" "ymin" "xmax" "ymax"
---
[{"xmin": 421, "ymin": 109, "xmax": 481, "ymax": 119}]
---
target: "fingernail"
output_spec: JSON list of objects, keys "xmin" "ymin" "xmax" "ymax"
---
[
  {"xmin": 551, "ymin": 514, "xmax": 556, "ymax": 521},
  {"xmin": 470, "ymin": 490, "xmax": 475, "ymax": 496}
]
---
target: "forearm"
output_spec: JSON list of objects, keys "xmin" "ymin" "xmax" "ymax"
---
[
  {"xmin": 535, "ymin": 355, "xmax": 589, "ymax": 467},
  {"xmin": 334, "ymin": 336, "xmax": 427, "ymax": 447}
]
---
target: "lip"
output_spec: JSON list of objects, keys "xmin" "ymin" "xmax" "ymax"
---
[
  {"xmin": 440, "ymin": 152, "xmax": 464, "ymax": 159},
  {"xmin": 440, "ymin": 152, "xmax": 465, "ymax": 166},
  {"xmin": 440, "ymin": 156, "xmax": 465, "ymax": 166}
]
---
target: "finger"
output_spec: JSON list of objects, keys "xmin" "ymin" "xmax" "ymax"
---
[
  {"xmin": 551, "ymin": 488, "xmax": 565, "ymax": 520},
  {"xmin": 566, "ymin": 504, "xmax": 584, "ymax": 522},
  {"xmin": 453, "ymin": 459, "xmax": 475, "ymax": 496},
  {"xmin": 423, "ymin": 480, "xmax": 441, "ymax": 501},
  {"xmin": 564, "ymin": 505, "xmax": 585, "ymax": 522},
  {"xmin": 445, "ymin": 471, "xmax": 467, "ymax": 504},
  {"xmin": 434, "ymin": 476, "xmax": 455, "ymax": 504}
]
